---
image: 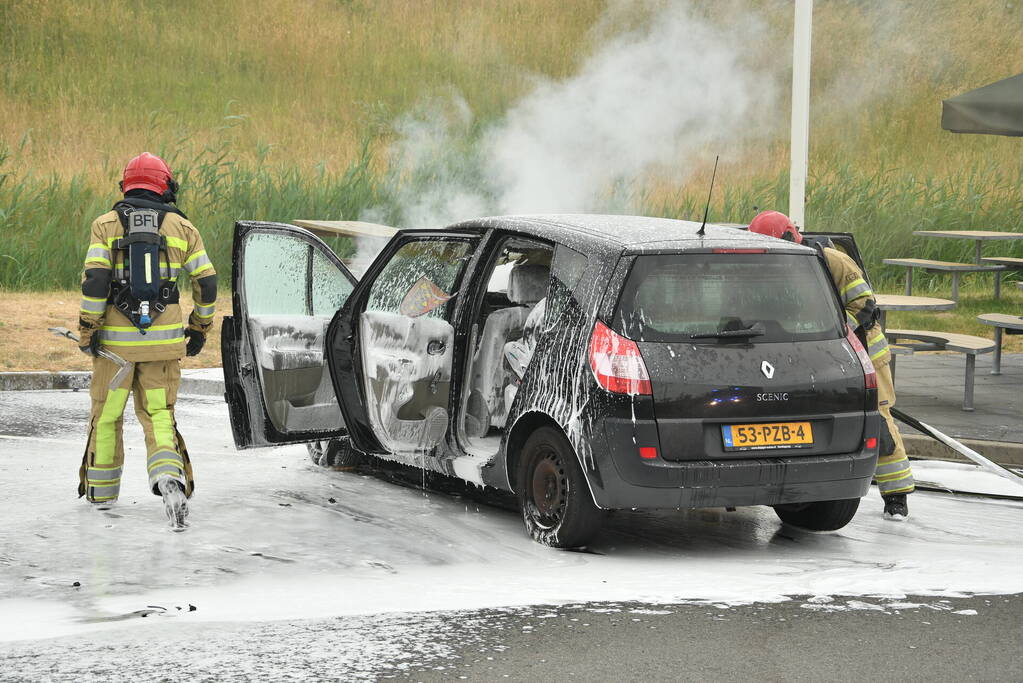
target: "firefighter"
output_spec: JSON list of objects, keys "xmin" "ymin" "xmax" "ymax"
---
[
  {"xmin": 77, "ymin": 152, "xmax": 217, "ymax": 528},
  {"xmin": 748, "ymin": 211, "xmax": 914, "ymax": 520}
]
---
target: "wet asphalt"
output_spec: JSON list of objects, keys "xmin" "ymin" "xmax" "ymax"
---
[
  {"xmin": 1, "ymin": 595, "xmax": 1019, "ymax": 681},
  {"xmin": 408, "ymin": 595, "xmax": 1023, "ymax": 682}
]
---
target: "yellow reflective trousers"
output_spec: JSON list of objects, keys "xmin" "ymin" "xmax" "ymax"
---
[
  {"xmin": 78, "ymin": 356, "xmax": 195, "ymax": 502},
  {"xmin": 874, "ymin": 361, "xmax": 915, "ymax": 496}
]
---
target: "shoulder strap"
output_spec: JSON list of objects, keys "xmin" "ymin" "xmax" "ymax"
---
[{"xmin": 112, "ymin": 197, "xmax": 187, "ymax": 220}]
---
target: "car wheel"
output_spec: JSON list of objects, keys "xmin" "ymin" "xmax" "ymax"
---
[
  {"xmin": 772, "ymin": 498, "xmax": 860, "ymax": 531},
  {"xmin": 307, "ymin": 437, "xmax": 362, "ymax": 470},
  {"xmin": 518, "ymin": 426, "xmax": 604, "ymax": 548}
]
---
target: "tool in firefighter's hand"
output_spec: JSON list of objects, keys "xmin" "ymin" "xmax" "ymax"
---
[{"xmin": 49, "ymin": 327, "xmax": 133, "ymax": 390}]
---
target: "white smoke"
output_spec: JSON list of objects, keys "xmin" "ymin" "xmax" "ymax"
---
[{"xmin": 367, "ymin": 1, "xmax": 777, "ymax": 228}]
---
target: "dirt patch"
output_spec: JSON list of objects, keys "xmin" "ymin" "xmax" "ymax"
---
[{"xmin": 0, "ymin": 290, "xmax": 230, "ymax": 372}]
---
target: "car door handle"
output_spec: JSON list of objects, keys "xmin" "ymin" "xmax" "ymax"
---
[{"xmin": 427, "ymin": 340, "xmax": 446, "ymax": 355}]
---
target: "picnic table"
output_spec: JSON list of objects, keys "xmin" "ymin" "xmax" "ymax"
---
[
  {"xmin": 874, "ymin": 294, "xmax": 955, "ymax": 329},
  {"xmin": 873, "ymin": 294, "xmax": 996, "ymax": 411},
  {"xmin": 908, "ymin": 229, "xmax": 1023, "ymax": 299},
  {"xmin": 977, "ymin": 313, "xmax": 1023, "ymax": 375}
]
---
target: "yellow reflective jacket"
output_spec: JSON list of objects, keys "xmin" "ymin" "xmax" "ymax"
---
[
  {"xmin": 823, "ymin": 246, "xmax": 890, "ymax": 367},
  {"xmin": 78, "ymin": 209, "xmax": 217, "ymax": 362}
]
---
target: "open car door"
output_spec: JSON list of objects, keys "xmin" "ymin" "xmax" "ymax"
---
[
  {"xmin": 327, "ymin": 231, "xmax": 482, "ymax": 457},
  {"xmin": 222, "ymin": 221, "xmax": 357, "ymax": 448},
  {"xmin": 803, "ymin": 232, "xmax": 873, "ymax": 285}
]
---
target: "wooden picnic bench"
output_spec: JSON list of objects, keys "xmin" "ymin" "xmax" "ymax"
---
[
  {"xmin": 980, "ymin": 257, "xmax": 1023, "ymax": 298},
  {"xmin": 977, "ymin": 313, "xmax": 1023, "ymax": 375},
  {"xmin": 884, "ymin": 329, "xmax": 995, "ymax": 411},
  {"xmin": 882, "ymin": 258, "xmax": 1005, "ymax": 302}
]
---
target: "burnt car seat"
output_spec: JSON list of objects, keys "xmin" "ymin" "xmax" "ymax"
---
[{"xmin": 468, "ymin": 263, "xmax": 550, "ymax": 432}]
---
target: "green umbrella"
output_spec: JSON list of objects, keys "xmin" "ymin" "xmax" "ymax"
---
[{"xmin": 942, "ymin": 73, "xmax": 1023, "ymax": 137}]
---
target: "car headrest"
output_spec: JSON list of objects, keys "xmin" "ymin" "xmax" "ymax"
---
[{"xmin": 507, "ymin": 264, "xmax": 550, "ymax": 305}]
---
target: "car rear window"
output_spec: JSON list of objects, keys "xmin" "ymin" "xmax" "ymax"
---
[{"xmin": 613, "ymin": 253, "xmax": 843, "ymax": 344}]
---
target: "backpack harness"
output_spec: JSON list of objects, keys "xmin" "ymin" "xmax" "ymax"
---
[{"xmin": 109, "ymin": 198, "xmax": 187, "ymax": 333}]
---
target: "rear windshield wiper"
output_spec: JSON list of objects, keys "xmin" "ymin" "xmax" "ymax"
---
[{"xmin": 690, "ymin": 323, "xmax": 765, "ymax": 340}]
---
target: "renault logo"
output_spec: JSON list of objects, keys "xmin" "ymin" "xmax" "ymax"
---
[{"xmin": 761, "ymin": 360, "xmax": 775, "ymax": 379}]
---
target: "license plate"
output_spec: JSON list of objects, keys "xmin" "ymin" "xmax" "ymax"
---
[{"xmin": 721, "ymin": 422, "xmax": 813, "ymax": 451}]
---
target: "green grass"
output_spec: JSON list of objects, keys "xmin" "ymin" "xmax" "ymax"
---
[
  {"xmin": 3, "ymin": 1, "xmax": 1023, "ymax": 295},
  {"xmin": 0, "ymin": 137, "xmax": 380, "ymax": 288}
]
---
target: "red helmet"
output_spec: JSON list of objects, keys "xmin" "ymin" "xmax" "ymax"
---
[
  {"xmin": 748, "ymin": 210, "xmax": 802, "ymax": 244},
  {"xmin": 121, "ymin": 152, "xmax": 174, "ymax": 195}
]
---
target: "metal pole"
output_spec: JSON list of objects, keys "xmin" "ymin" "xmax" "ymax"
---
[{"xmin": 789, "ymin": 0, "xmax": 813, "ymax": 230}]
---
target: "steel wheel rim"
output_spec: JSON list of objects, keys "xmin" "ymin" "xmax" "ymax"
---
[{"xmin": 529, "ymin": 449, "xmax": 568, "ymax": 528}]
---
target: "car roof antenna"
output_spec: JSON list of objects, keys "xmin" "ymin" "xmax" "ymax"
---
[{"xmin": 697, "ymin": 155, "xmax": 720, "ymax": 237}]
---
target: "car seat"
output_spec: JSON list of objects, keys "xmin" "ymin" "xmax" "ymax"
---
[{"xmin": 467, "ymin": 263, "xmax": 550, "ymax": 433}]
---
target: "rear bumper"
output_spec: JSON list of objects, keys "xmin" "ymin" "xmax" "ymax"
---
[{"xmin": 586, "ymin": 411, "xmax": 881, "ymax": 509}]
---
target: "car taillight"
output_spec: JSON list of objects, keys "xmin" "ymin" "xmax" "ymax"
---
[
  {"xmin": 589, "ymin": 320, "xmax": 652, "ymax": 395},
  {"xmin": 845, "ymin": 325, "xmax": 877, "ymax": 389}
]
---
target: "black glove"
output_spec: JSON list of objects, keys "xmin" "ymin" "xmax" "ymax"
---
[
  {"xmin": 79, "ymin": 334, "xmax": 101, "ymax": 357},
  {"xmin": 184, "ymin": 328, "xmax": 206, "ymax": 357}
]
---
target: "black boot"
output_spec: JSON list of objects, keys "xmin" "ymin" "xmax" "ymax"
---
[{"xmin": 883, "ymin": 493, "xmax": 909, "ymax": 521}]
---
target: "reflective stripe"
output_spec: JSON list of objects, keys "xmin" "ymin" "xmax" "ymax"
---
[
  {"xmin": 86, "ymin": 465, "xmax": 122, "ymax": 483},
  {"xmin": 94, "ymin": 388, "xmax": 130, "ymax": 466},
  {"xmin": 194, "ymin": 302, "xmax": 216, "ymax": 319},
  {"xmin": 846, "ymin": 312, "xmax": 858, "ymax": 329},
  {"xmin": 149, "ymin": 465, "xmax": 185, "ymax": 484},
  {"xmin": 85, "ymin": 244, "xmax": 112, "ymax": 266},
  {"xmin": 880, "ymin": 483, "xmax": 915, "ymax": 495},
  {"xmin": 147, "ymin": 449, "xmax": 184, "ymax": 487},
  {"xmin": 99, "ymin": 324, "xmax": 184, "ymax": 346},
  {"xmin": 80, "ymin": 296, "xmax": 107, "ymax": 314},
  {"xmin": 183, "ymin": 251, "xmax": 213, "ymax": 276},
  {"xmin": 841, "ymin": 278, "xmax": 872, "ymax": 303},
  {"xmin": 89, "ymin": 488, "xmax": 119, "ymax": 502},
  {"xmin": 867, "ymin": 331, "xmax": 890, "ymax": 361},
  {"xmin": 875, "ymin": 457, "xmax": 911, "ymax": 477},
  {"xmin": 165, "ymin": 236, "xmax": 188, "ymax": 251},
  {"xmin": 876, "ymin": 468, "xmax": 912, "ymax": 482}
]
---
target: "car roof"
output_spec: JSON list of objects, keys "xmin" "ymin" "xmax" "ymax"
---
[{"xmin": 445, "ymin": 214, "xmax": 813, "ymax": 254}]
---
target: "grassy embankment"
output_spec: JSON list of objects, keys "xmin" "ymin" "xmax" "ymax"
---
[{"xmin": 2, "ymin": 1, "xmax": 1022, "ymax": 370}]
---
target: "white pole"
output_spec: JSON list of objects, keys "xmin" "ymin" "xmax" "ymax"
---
[{"xmin": 789, "ymin": 0, "xmax": 813, "ymax": 230}]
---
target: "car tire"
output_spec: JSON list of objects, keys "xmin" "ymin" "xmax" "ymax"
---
[
  {"xmin": 518, "ymin": 426, "xmax": 604, "ymax": 548},
  {"xmin": 307, "ymin": 437, "xmax": 362, "ymax": 470},
  {"xmin": 772, "ymin": 498, "xmax": 860, "ymax": 531}
]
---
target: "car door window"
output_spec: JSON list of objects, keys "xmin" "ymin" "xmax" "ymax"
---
[
  {"xmin": 542, "ymin": 243, "xmax": 588, "ymax": 333},
  {"xmin": 242, "ymin": 230, "xmax": 351, "ymax": 434},
  {"xmin": 360, "ymin": 238, "xmax": 477, "ymax": 453}
]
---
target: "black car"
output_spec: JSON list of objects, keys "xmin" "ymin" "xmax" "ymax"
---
[{"xmin": 222, "ymin": 215, "xmax": 882, "ymax": 547}]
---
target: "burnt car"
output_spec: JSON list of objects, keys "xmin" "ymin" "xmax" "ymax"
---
[{"xmin": 222, "ymin": 215, "xmax": 882, "ymax": 547}]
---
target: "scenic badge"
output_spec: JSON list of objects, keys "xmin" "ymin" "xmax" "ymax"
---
[{"xmin": 399, "ymin": 277, "xmax": 453, "ymax": 318}]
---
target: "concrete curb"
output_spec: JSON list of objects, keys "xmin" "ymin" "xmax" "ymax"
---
[
  {"xmin": 0, "ymin": 371, "xmax": 224, "ymax": 397},
  {"xmin": 904, "ymin": 433, "xmax": 1023, "ymax": 467}
]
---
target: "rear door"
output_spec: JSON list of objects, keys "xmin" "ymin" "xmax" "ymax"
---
[
  {"xmin": 326, "ymin": 231, "xmax": 482, "ymax": 456},
  {"xmin": 222, "ymin": 221, "xmax": 357, "ymax": 448},
  {"xmin": 803, "ymin": 232, "xmax": 872, "ymax": 286},
  {"xmin": 610, "ymin": 250, "xmax": 866, "ymax": 460}
]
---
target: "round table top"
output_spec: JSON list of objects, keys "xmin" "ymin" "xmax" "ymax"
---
[
  {"xmin": 875, "ymin": 294, "xmax": 956, "ymax": 311},
  {"xmin": 913, "ymin": 230, "xmax": 1023, "ymax": 240}
]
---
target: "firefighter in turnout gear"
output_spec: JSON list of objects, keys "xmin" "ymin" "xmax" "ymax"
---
[
  {"xmin": 748, "ymin": 211, "xmax": 915, "ymax": 520},
  {"xmin": 77, "ymin": 152, "xmax": 217, "ymax": 528}
]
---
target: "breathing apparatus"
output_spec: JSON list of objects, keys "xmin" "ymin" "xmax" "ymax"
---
[{"xmin": 110, "ymin": 153, "xmax": 185, "ymax": 333}]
